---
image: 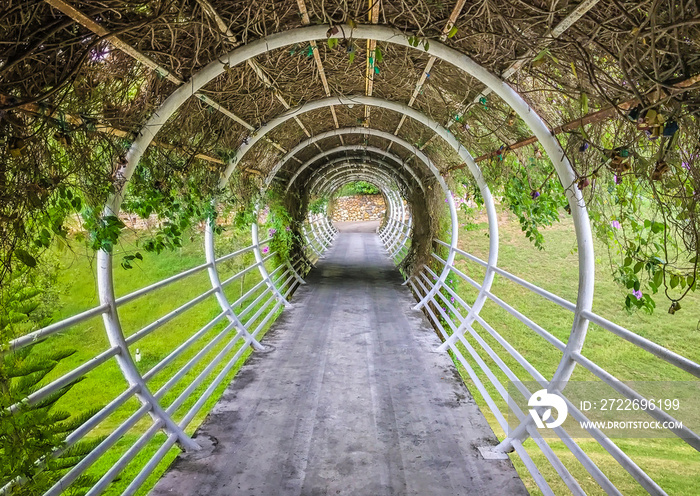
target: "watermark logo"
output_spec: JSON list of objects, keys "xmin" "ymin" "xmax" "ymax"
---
[{"xmin": 528, "ymin": 389, "xmax": 568, "ymax": 429}]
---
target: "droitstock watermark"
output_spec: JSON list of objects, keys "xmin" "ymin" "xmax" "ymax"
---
[{"xmin": 507, "ymin": 381, "xmax": 699, "ymax": 439}]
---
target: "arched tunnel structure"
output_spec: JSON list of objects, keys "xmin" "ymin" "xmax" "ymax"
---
[{"xmin": 4, "ymin": 17, "xmax": 700, "ymax": 496}]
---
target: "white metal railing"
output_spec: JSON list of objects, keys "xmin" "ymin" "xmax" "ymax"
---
[
  {"xmin": 389, "ymin": 233, "xmax": 700, "ymax": 496},
  {"xmin": 1, "ymin": 221, "xmax": 316, "ymax": 496}
]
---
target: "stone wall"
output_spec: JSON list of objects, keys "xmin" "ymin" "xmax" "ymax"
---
[{"xmin": 330, "ymin": 194, "xmax": 386, "ymax": 222}]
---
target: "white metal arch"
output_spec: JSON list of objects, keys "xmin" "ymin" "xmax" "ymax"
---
[
  {"xmin": 98, "ymin": 24, "xmax": 594, "ymax": 465},
  {"xmin": 307, "ymin": 162, "xmax": 408, "ymax": 195},
  {"xmin": 267, "ymin": 126, "xmax": 433, "ymax": 188},
  {"xmin": 314, "ymin": 167, "xmax": 401, "ymax": 196},
  {"xmin": 301, "ymin": 157, "xmax": 416, "ymax": 194},
  {"xmin": 105, "ymin": 28, "xmax": 592, "ymax": 380},
  {"xmin": 283, "ymin": 144, "xmax": 425, "ymax": 193}
]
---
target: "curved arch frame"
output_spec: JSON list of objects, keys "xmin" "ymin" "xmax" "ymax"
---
[
  {"xmin": 304, "ymin": 158, "xmax": 415, "ymax": 194},
  {"xmin": 99, "ymin": 25, "xmax": 594, "ymax": 452},
  {"xmin": 284, "ymin": 144, "xmax": 425, "ymax": 193}
]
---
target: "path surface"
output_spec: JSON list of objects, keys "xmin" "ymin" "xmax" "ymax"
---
[{"xmin": 151, "ymin": 229, "xmax": 527, "ymax": 496}]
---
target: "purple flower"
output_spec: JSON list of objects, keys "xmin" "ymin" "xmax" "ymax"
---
[
  {"xmin": 632, "ymin": 289, "xmax": 643, "ymax": 300},
  {"xmin": 285, "ymin": 226, "xmax": 291, "ymax": 231},
  {"xmin": 611, "ymin": 220, "xmax": 621, "ymax": 229},
  {"xmin": 682, "ymin": 162, "xmax": 691, "ymax": 171},
  {"xmin": 450, "ymin": 297, "xmax": 455, "ymax": 303},
  {"xmin": 268, "ymin": 228, "xmax": 277, "ymax": 236},
  {"xmin": 262, "ymin": 246, "xmax": 269, "ymax": 254},
  {"xmin": 530, "ymin": 190, "xmax": 540, "ymax": 200}
]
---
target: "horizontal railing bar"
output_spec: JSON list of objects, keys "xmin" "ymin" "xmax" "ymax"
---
[
  {"xmin": 422, "ymin": 265, "xmax": 473, "ymax": 313},
  {"xmin": 220, "ymin": 262, "xmax": 262, "ymax": 287},
  {"xmin": 177, "ymin": 336, "xmax": 254, "ymax": 430},
  {"xmin": 262, "ymin": 251, "xmax": 278, "ymax": 263},
  {"xmin": 559, "ymin": 397, "xmax": 671, "ymax": 495},
  {"xmin": 580, "ymin": 310, "xmax": 700, "ymax": 379},
  {"xmin": 511, "ymin": 438, "xmax": 557, "ymax": 496},
  {"xmin": 166, "ymin": 326, "xmax": 248, "ymax": 417},
  {"xmin": 154, "ymin": 320, "xmax": 240, "ymax": 400},
  {"xmin": 434, "ymin": 238, "xmax": 487, "ymax": 266},
  {"xmin": 240, "ymin": 292, "xmax": 276, "ymax": 327},
  {"xmin": 268, "ymin": 263, "xmax": 286, "ymax": 280},
  {"xmin": 283, "ymin": 279, "xmax": 299, "ymax": 298},
  {"xmin": 121, "ymin": 432, "xmax": 178, "ymax": 496},
  {"xmin": 421, "ymin": 266, "xmax": 550, "ymax": 387},
  {"xmin": 14, "ymin": 346, "xmax": 120, "ymax": 411},
  {"xmin": 250, "ymin": 299, "xmax": 282, "ymax": 338},
  {"xmin": 446, "ymin": 319, "xmax": 587, "ymax": 496},
  {"xmin": 412, "ymin": 276, "xmax": 511, "ymax": 426},
  {"xmin": 45, "ymin": 403, "xmax": 152, "ymax": 496},
  {"xmin": 214, "ymin": 244, "xmax": 256, "ymax": 264},
  {"xmin": 85, "ymin": 419, "xmax": 164, "ymax": 496},
  {"xmin": 432, "ymin": 255, "xmax": 569, "ymax": 352},
  {"xmin": 436, "ymin": 239, "xmax": 577, "ymax": 312},
  {"xmin": 115, "ymin": 262, "xmax": 212, "ymax": 307},
  {"xmin": 64, "ymin": 384, "xmax": 141, "ymax": 447},
  {"xmin": 230, "ymin": 279, "xmax": 268, "ymax": 309},
  {"xmin": 431, "ymin": 253, "xmax": 481, "ymax": 290},
  {"xmin": 271, "ymin": 266, "xmax": 290, "ymax": 284},
  {"xmin": 142, "ymin": 310, "xmax": 229, "ymax": 382},
  {"xmin": 419, "ymin": 272, "xmax": 465, "ymax": 321},
  {"xmin": 436, "ymin": 244, "xmax": 700, "ymax": 380},
  {"xmin": 481, "ymin": 289, "xmax": 568, "ymax": 352},
  {"xmin": 6, "ymin": 303, "xmax": 109, "ymax": 354},
  {"xmin": 125, "ymin": 287, "xmax": 218, "ymax": 346},
  {"xmin": 0, "ymin": 382, "xmax": 142, "ymax": 496},
  {"xmin": 570, "ymin": 350, "xmax": 700, "ymax": 449}
]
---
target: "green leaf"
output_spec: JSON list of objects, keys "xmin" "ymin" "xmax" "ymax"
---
[
  {"xmin": 650, "ymin": 222, "xmax": 664, "ymax": 234},
  {"xmin": 15, "ymin": 249, "xmax": 37, "ymax": 268},
  {"xmin": 580, "ymin": 92, "xmax": 589, "ymax": 114},
  {"xmin": 670, "ymin": 274, "xmax": 679, "ymax": 289},
  {"xmin": 633, "ymin": 261, "xmax": 644, "ymax": 274},
  {"xmin": 423, "ymin": 40, "xmax": 430, "ymax": 51},
  {"xmin": 653, "ymin": 270, "xmax": 663, "ymax": 287},
  {"xmin": 447, "ymin": 26, "xmax": 458, "ymax": 38},
  {"xmin": 375, "ymin": 47, "xmax": 383, "ymax": 63}
]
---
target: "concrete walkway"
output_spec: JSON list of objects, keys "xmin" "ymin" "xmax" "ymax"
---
[{"xmin": 151, "ymin": 230, "xmax": 527, "ymax": 496}]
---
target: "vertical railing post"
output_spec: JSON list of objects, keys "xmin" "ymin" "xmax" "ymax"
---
[
  {"xmin": 97, "ymin": 248, "xmax": 200, "ymax": 451},
  {"xmin": 252, "ymin": 221, "xmax": 291, "ymax": 307},
  {"xmin": 204, "ymin": 221, "xmax": 267, "ymax": 351}
]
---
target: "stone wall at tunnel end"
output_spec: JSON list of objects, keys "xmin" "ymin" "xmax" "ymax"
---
[{"xmin": 330, "ymin": 194, "xmax": 386, "ymax": 222}]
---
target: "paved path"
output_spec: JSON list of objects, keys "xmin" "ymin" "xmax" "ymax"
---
[{"xmin": 151, "ymin": 230, "xmax": 527, "ymax": 496}]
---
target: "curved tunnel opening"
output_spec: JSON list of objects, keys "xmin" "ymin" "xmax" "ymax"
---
[{"xmin": 4, "ymin": 13, "xmax": 700, "ymax": 496}]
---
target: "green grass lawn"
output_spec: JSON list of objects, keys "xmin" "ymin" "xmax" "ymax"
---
[{"xmin": 447, "ymin": 208, "xmax": 700, "ymax": 495}]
